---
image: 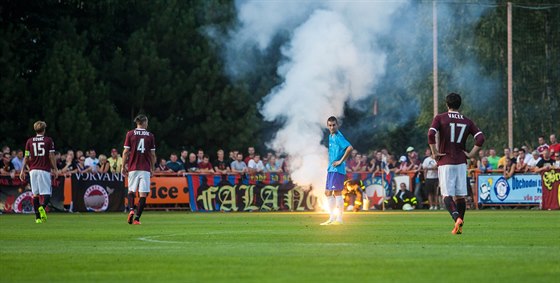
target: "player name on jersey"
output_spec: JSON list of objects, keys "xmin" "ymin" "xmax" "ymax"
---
[
  {"xmin": 448, "ymin": 113, "xmax": 464, "ymax": 119},
  {"xmin": 133, "ymin": 130, "xmax": 150, "ymax": 136}
]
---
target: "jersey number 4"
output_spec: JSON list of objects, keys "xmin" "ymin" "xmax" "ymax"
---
[
  {"xmin": 137, "ymin": 138, "xmax": 145, "ymax": 153},
  {"xmin": 32, "ymin": 142, "xmax": 45, "ymax": 156},
  {"xmin": 449, "ymin": 123, "xmax": 467, "ymax": 143}
]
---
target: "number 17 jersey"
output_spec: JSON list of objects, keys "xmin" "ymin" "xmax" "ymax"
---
[
  {"xmin": 124, "ymin": 128, "xmax": 156, "ymax": 172},
  {"xmin": 428, "ymin": 111, "xmax": 484, "ymax": 166}
]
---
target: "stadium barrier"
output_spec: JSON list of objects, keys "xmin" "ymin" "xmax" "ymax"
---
[{"xmin": 2, "ymin": 169, "xmax": 558, "ymax": 212}]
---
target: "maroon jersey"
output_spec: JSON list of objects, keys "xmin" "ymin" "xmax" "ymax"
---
[
  {"xmin": 24, "ymin": 135, "xmax": 55, "ymax": 172},
  {"xmin": 123, "ymin": 128, "xmax": 156, "ymax": 172},
  {"xmin": 428, "ymin": 111, "xmax": 485, "ymax": 165}
]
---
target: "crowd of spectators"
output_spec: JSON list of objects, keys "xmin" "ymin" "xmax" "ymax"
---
[{"xmin": 2, "ymin": 134, "xmax": 558, "ymax": 189}]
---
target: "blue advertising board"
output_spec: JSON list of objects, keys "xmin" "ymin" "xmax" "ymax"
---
[{"xmin": 478, "ymin": 173, "xmax": 542, "ymax": 205}]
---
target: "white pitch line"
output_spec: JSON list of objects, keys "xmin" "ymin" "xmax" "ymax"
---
[{"xmin": 137, "ymin": 234, "xmax": 184, "ymax": 244}]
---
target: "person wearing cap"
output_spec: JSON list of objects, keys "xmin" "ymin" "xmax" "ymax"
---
[
  {"xmin": 108, "ymin": 148, "xmax": 123, "ymax": 174},
  {"xmin": 395, "ymin": 155, "xmax": 409, "ymax": 174}
]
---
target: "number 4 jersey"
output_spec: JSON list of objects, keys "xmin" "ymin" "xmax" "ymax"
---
[
  {"xmin": 25, "ymin": 135, "xmax": 55, "ymax": 172},
  {"xmin": 124, "ymin": 128, "xmax": 156, "ymax": 172},
  {"xmin": 428, "ymin": 111, "xmax": 485, "ymax": 165}
]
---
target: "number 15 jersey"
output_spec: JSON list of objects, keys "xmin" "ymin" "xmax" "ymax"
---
[
  {"xmin": 25, "ymin": 135, "xmax": 55, "ymax": 172},
  {"xmin": 124, "ymin": 128, "xmax": 156, "ymax": 172},
  {"xmin": 428, "ymin": 111, "xmax": 484, "ymax": 166}
]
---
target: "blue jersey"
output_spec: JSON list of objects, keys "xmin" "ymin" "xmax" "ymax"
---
[{"xmin": 328, "ymin": 131, "xmax": 351, "ymax": 174}]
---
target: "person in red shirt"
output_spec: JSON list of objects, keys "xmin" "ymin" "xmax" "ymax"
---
[
  {"xmin": 197, "ymin": 155, "xmax": 214, "ymax": 173},
  {"xmin": 19, "ymin": 121, "xmax": 59, "ymax": 224},
  {"xmin": 428, "ymin": 93, "xmax": 485, "ymax": 235},
  {"xmin": 122, "ymin": 114, "xmax": 156, "ymax": 225},
  {"xmin": 549, "ymin": 134, "xmax": 560, "ymax": 160}
]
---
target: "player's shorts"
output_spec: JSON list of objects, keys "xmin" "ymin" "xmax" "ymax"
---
[
  {"xmin": 438, "ymin": 163, "xmax": 467, "ymax": 197},
  {"xmin": 325, "ymin": 172, "xmax": 345, "ymax": 191},
  {"xmin": 29, "ymin": 169, "xmax": 52, "ymax": 195},
  {"xmin": 128, "ymin": 170, "xmax": 150, "ymax": 193},
  {"xmin": 424, "ymin": 178, "xmax": 439, "ymax": 195}
]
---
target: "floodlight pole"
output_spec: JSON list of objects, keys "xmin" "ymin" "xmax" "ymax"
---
[
  {"xmin": 433, "ymin": 1, "xmax": 438, "ymax": 117},
  {"xmin": 507, "ymin": 2, "xmax": 513, "ymax": 149}
]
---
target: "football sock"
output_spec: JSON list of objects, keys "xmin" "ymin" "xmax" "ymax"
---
[
  {"xmin": 456, "ymin": 198, "xmax": 466, "ymax": 223},
  {"xmin": 335, "ymin": 195, "xmax": 344, "ymax": 222},
  {"xmin": 127, "ymin": 192, "xmax": 136, "ymax": 211},
  {"xmin": 42, "ymin": 195, "xmax": 51, "ymax": 209},
  {"xmin": 443, "ymin": 196, "xmax": 459, "ymax": 222},
  {"xmin": 327, "ymin": 195, "xmax": 336, "ymax": 221},
  {"xmin": 33, "ymin": 196, "xmax": 41, "ymax": 219},
  {"xmin": 136, "ymin": 196, "xmax": 146, "ymax": 220}
]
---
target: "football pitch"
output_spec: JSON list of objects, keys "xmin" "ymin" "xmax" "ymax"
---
[{"xmin": 1, "ymin": 210, "xmax": 559, "ymax": 283}]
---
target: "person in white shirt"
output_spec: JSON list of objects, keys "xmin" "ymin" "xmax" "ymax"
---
[
  {"xmin": 526, "ymin": 150, "xmax": 542, "ymax": 172},
  {"xmin": 247, "ymin": 154, "xmax": 265, "ymax": 174},
  {"xmin": 422, "ymin": 149, "xmax": 439, "ymax": 210}
]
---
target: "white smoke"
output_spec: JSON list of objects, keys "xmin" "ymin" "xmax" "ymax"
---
[{"xmin": 228, "ymin": 1, "xmax": 405, "ymax": 191}]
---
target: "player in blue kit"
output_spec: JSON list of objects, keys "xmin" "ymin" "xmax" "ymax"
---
[{"xmin": 321, "ymin": 116, "xmax": 353, "ymax": 225}]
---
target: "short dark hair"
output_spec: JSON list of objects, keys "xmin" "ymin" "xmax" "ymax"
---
[
  {"xmin": 446, "ymin": 93, "xmax": 462, "ymax": 110},
  {"xmin": 134, "ymin": 114, "xmax": 148, "ymax": 125},
  {"xmin": 327, "ymin": 116, "xmax": 338, "ymax": 123}
]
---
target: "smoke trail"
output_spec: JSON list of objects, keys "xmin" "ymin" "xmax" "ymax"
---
[{"xmin": 225, "ymin": 1, "xmax": 405, "ymax": 191}]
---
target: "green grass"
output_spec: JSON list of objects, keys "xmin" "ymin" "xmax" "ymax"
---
[{"xmin": 1, "ymin": 210, "xmax": 559, "ymax": 283}]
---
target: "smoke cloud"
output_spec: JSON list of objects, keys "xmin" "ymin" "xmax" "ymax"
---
[{"xmin": 222, "ymin": 1, "xmax": 405, "ymax": 191}]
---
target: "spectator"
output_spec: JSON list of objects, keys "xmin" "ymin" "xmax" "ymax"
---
[
  {"xmin": 549, "ymin": 134, "xmax": 560, "ymax": 160},
  {"xmin": 231, "ymin": 153, "xmax": 248, "ymax": 173},
  {"xmin": 97, "ymin": 154, "xmax": 110, "ymax": 173},
  {"xmin": 76, "ymin": 150, "xmax": 84, "ymax": 162},
  {"xmin": 248, "ymin": 153, "xmax": 265, "ymax": 174},
  {"xmin": 553, "ymin": 152, "xmax": 560, "ymax": 168},
  {"xmin": 511, "ymin": 147, "xmax": 519, "ymax": 162},
  {"xmin": 536, "ymin": 136, "xmax": 549, "ymax": 155},
  {"xmin": 407, "ymin": 147, "xmax": 421, "ymax": 171},
  {"xmin": 244, "ymin": 147, "xmax": 256, "ymax": 165},
  {"xmin": 422, "ymin": 148, "xmax": 439, "ymax": 210},
  {"xmin": 84, "ymin": 149, "xmax": 99, "ymax": 173},
  {"xmin": 166, "ymin": 153, "xmax": 185, "ymax": 173},
  {"xmin": 11, "ymin": 149, "xmax": 24, "ymax": 171},
  {"xmin": 535, "ymin": 149, "xmax": 554, "ymax": 172},
  {"xmin": 383, "ymin": 183, "xmax": 417, "ymax": 210},
  {"xmin": 387, "ymin": 155, "xmax": 399, "ymax": 173},
  {"xmin": 503, "ymin": 157, "xmax": 516, "ymax": 179},
  {"xmin": 497, "ymin": 148, "xmax": 512, "ymax": 169},
  {"xmin": 54, "ymin": 151, "xmax": 64, "ymax": 170},
  {"xmin": 521, "ymin": 146, "xmax": 532, "ymax": 164},
  {"xmin": 368, "ymin": 151, "xmax": 382, "ymax": 174},
  {"xmin": 526, "ymin": 150, "xmax": 542, "ymax": 172},
  {"xmin": 486, "ymin": 148, "xmax": 500, "ymax": 170},
  {"xmin": 515, "ymin": 149, "xmax": 528, "ymax": 172},
  {"xmin": 155, "ymin": 158, "xmax": 169, "ymax": 172},
  {"xmin": 1, "ymin": 153, "xmax": 16, "ymax": 175},
  {"xmin": 179, "ymin": 150, "xmax": 188, "ymax": 165},
  {"xmin": 61, "ymin": 153, "xmax": 78, "ymax": 175},
  {"xmin": 196, "ymin": 149, "xmax": 204, "ymax": 164},
  {"xmin": 2, "ymin": 145, "xmax": 10, "ymax": 154},
  {"xmin": 477, "ymin": 149, "xmax": 487, "ymax": 168},
  {"xmin": 76, "ymin": 156, "xmax": 92, "ymax": 173},
  {"xmin": 280, "ymin": 155, "xmax": 290, "ymax": 173},
  {"xmin": 265, "ymin": 155, "xmax": 283, "ymax": 173},
  {"xmin": 108, "ymin": 148, "xmax": 123, "ymax": 174},
  {"xmin": 228, "ymin": 150, "xmax": 238, "ymax": 165},
  {"xmin": 197, "ymin": 155, "xmax": 214, "ymax": 173},
  {"xmin": 184, "ymin": 153, "xmax": 199, "ymax": 173},
  {"xmin": 213, "ymin": 149, "xmax": 231, "ymax": 174},
  {"xmin": 395, "ymin": 156, "xmax": 409, "ymax": 174},
  {"xmin": 479, "ymin": 157, "xmax": 492, "ymax": 173},
  {"xmin": 351, "ymin": 153, "xmax": 367, "ymax": 172}
]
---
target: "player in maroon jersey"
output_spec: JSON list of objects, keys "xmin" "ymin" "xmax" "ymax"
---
[
  {"xmin": 19, "ymin": 121, "xmax": 59, "ymax": 224},
  {"xmin": 428, "ymin": 93, "xmax": 485, "ymax": 235},
  {"xmin": 122, "ymin": 114, "xmax": 156, "ymax": 225}
]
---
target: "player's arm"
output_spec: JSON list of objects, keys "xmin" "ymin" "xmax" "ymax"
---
[
  {"xmin": 428, "ymin": 117, "xmax": 445, "ymax": 159},
  {"xmin": 19, "ymin": 154, "xmax": 29, "ymax": 181},
  {"xmin": 465, "ymin": 127, "xmax": 485, "ymax": 159},
  {"xmin": 333, "ymin": 145, "xmax": 353, "ymax": 167},
  {"xmin": 150, "ymin": 150, "xmax": 156, "ymax": 176},
  {"xmin": 121, "ymin": 148, "xmax": 130, "ymax": 174}
]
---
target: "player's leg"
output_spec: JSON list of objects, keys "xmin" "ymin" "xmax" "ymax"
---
[
  {"xmin": 127, "ymin": 171, "xmax": 140, "ymax": 224},
  {"xmin": 38, "ymin": 170, "xmax": 52, "ymax": 222},
  {"xmin": 133, "ymin": 171, "xmax": 150, "ymax": 224},
  {"xmin": 321, "ymin": 173, "xmax": 336, "ymax": 225},
  {"xmin": 440, "ymin": 165, "xmax": 460, "ymax": 222},
  {"xmin": 333, "ymin": 189, "xmax": 344, "ymax": 224},
  {"xmin": 453, "ymin": 164, "xmax": 468, "ymax": 234},
  {"xmin": 29, "ymin": 170, "xmax": 42, "ymax": 223}
]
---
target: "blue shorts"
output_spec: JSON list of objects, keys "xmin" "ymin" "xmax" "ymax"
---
[{"xmin": 325, "ymin": 172, "xmax": 345, "ymax": 191}]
